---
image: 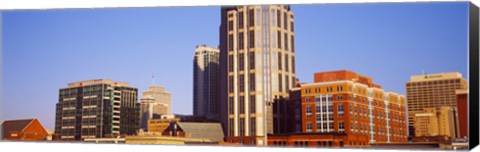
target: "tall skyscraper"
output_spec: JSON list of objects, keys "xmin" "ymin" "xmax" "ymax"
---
[
  {"xmin": 139, "ymin": 85, "xmax": 172, "ymax": 130},
  {"xmin": 193, "ymin": 45, "xmax": 220, "ymax": 121},
  {"xmin": 55, "ymin": 79, "xmax": 139, "ymax": 140},
  {"xmin": 406, "ymin": 72, "xmax": 467, "ymax": 137},
  {"xmin": 219, "ymin": 5, "xmax": 296, "ymax": 145}
]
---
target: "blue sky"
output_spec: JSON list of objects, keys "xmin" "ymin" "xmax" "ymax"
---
[{"xmin": 2, "ymin": 2, "xmax": 469, "ymax": 130}]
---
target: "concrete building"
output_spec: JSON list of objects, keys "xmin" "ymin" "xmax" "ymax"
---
[
  {"xmin": 1, "ymin": 118, "xmax": 49, "ymax": 141},
  {"xmin": 55, "ymin": 79, "xmax": 139, "ymax": 141},
  {"xmin": 193, "ymin": 45, "xmax": 220, "ymax": 121},
  {"xmin": 414, "ymin": 107, "xmax": 457, "ymax": 140},
  {"xmin": 406, "ymin": 72, "xmax": 467, "ymax": 137},
  {"xmin": 140, "ymin": 85, "xmax": 172, "ymax": 131},
  {"xmin": 270, "ymin": 70, "xmax": 408, "ymax": 147},
  {"xmin": 219, "ymin": 5, "xmax": 296, "ymax": 146}
]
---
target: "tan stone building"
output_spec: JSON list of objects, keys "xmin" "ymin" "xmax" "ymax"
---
[
  {"xmin": 140, "ymin": 85, "xmax": 172, "ymax": 130},
  {"xmin": 413, "ymin": 107, "xmax": 456, "ymax": 138},
  {"xmin": 219, "ymin": 5, "xmax": 296, "ymax": 146},
  {"xmin": 406, "ymin": 72, "xmax": 467, "ymax": 137}
]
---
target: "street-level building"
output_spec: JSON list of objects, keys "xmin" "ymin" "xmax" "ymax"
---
[
  {"xmin": 55, "ymin": 79, "xmax": 139, "ymax": 141},
  {"xmin": 1, "ymin": 118, "xmax": 49, "ymax": 141}
]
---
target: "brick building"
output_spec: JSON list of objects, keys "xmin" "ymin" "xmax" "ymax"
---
[
  {"xmin": 270, "ymin": 70, "xmax": 408, "ymax": 147},
  {"xmin": 1, "ymin": 118, "xmax": 49, "ymax": 141}
]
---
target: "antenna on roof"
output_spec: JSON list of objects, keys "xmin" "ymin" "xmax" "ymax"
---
[{"xmin": 152, "ymin": 73, "xmax": 156, "ymax": 85}]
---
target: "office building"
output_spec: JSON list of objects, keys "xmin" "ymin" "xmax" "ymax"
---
[
  {"xmin": 193, "ymin": 45, "xmax": 220, "ymax": 121},
  {"xmin": 140, "ymin": 85, "xmax": 172, "ymax": 130},
  {"xmin": 219, "ymin": 5, "xmax": 296, "ymax": 145},
  {"xmin": 54, "ymin": 79, "xmax": 139, "ymax": 140},
  {"xmin": 1, "ymin": 118, "xmax": 49, "ymax": 141},
  {"xmin": 406, "ymin": 72, "xmax": 467, "ymax": 137},
  {"xmin": 269, "ymin": 70, "xmax": 408, "ymax": 147}
]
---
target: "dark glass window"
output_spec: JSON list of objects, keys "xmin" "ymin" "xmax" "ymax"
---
[
  {"xmin": 249, "ymin": 52, "xmax": 255, "ymax": 70},
  {"xmin": 239, "ymin": 74, "xmax": 245, "ymax": 92},
  {"xmin": 239, "ymin": 96, "xmax": 245, "ymax": 114},
  {"xmin": 239, "ymin": 32, "xmax": 244, "ymax": 50},
  {"xmin": 228, "ymin": 55, "xmax": 234, "ymax": 72},
  {"xmin": 249, "ymin": 30, "xmax": 255, "ymax": 48},
  {"xmin": 248, "ymin": 9, "xmax": 254, "ymax": 26},
  {"xmin": 249, "ymin": 73, "xmax": 255, "ymax": 92},
  {"xmin": 238, "ymin": 12, "xmax": 244, "ymax": 29},
  {"xmin": 228, "ymin": 34, "xmax": 234, "ymax": 51},
  {"xmin": 228, "ymin": 20, "xmax": 234, "ymax": 31},
  {"xmin": 250, "ymin": 95, "xmax": 256, "ymax": 113},
  {"xmin": 278, "ymin": 52, "xmax": 282, "ymax": 70},
  {"xmin": 277, "ymin": 31, "xmax": 282, "ymax": 49},
  {"xmin": 239, "ymin": 53, "xmax": 244, "ymax": 71}
]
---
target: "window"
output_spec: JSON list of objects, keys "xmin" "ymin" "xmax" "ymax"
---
[
  {"xmin": 228, "ymin": 20, "xmax": 233, "ymax": 31},
  {"xmin": 228, "ymin": 55, "xmax": 234, "ymax": 72},
  {"xmin": 285, "ymin": 75, "xmax": 290, "ymax": 91},
  {"xmin": 228, "ymin": 97, "xmax": 234, "ymax": 114},
  {"xmin": 250, "ymin": 117, "xmax": 256, "ymax": 135},
  {"xmin": 291, "ymin": 57, "xmax": 295, "ymax": 73},
  {"xmin": 277, "ymin": 31, "xmax": 282, "ymax": 49},
  {"xmin": 316, "ymin": 106, "xmax": 321, "ymax": 113},
  {"xmin": 248, "ymin": 9, "xmax": 254, "ymax": 26},
  {"xmin": 249, "ymin": 52, "xmax": 255, "ymax": 70},
  {"xmin": 278, "ymin": 52, "xmax": 282, "ymax": 70},
  {"xmin": 339, "ymin": 121, "xmax": 345, "ymax": 132},
  {"xmin": 228, "ymin": 76, "xmax": 234, "ymax": 93},
  {"xmin": 250, "ymin": 95, "xmax": 256, "ymax": 113},
  {"xmin": 249, "ymin": 74, "xmax": 255, "ymax": 92},
  {"xmin": 277, "ymin": 10, "xmax": 281, "ymax": 28},
  {"xmin": 306, "ymin": 106, "xmax": 312, "ymax": 118},
  {"xmin": 239, "ymin": 96, "xmax": 245, "ymax": 114},
  {"xmin": 238, "ymin": 12, "xmax": 244, "ymax": 29},
  {"xmin": 306, "ymin": 122, "xmax": 313, "ymax": 132},
  {"xmin": 328, "ymin": 105, "xmax": 333, "ymax": 112},
  {"xmin": 283, "ymin": 12, "xmax": 287, "ymax": 30},
  {"xmin": 239, "ymin": 118, "xmax": 245, "ymax": 136},
  {"xmin": 338, "ymin": 104, "xmax": 344, "ymax": 117},
  {"xmin": 284, "ymin": 54, "xmax": 289, "ymax": 72},
  {"xmin": 305, "ymin": 97, "xmax": 311, "ymax": 102},
  {"xmin": 228, "ymin": 34, "xmax": 234, "ymax": 51},
  {"xmin": 290, "ymin": 21, "xmax": 294, "ymax": 32},
  {"xmin": 337, "ymin": 95, "xmax": 343, "ymax": 100},
  {"xmin": 239, "ymin": 53, "xmax": 244, "ymax": 71},
  {"xmin": 278, "ymin": 74, "xmax": 283, "ymax": 92},
  {"xmin": 239, "ymin": 32, "xmax": 244, "ymax": 50},
  {"xmin": 249, "ymin": 30, "xmax": 255, "ymax": 48},
  {"xmin": 284, "ymin": 33, "xmax": 289, "ymax": 51}
]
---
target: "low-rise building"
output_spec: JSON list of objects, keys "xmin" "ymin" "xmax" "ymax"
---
[{"xmin": 1, "ymin": 118, "xmax": 49, "ymax": 141}]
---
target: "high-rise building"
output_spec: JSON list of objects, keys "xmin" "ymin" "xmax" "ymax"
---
[
  {"xmin": 219, "ymin": 5, "xmax": 296, "ymax": 145},
  {"xmin": 193, "ymin": 45, "xmax": 220, "ymax": 121},
  {"xmin": 406, "ymin": 72, "xmax": 467, "ymax": 137},
  {"xmin": 139, "ymin": 85, "xmax": 171, "ymax": 130},
  {"xmin": 269, "ymin": 70, "xmax": 408, "ymax": 147},
  {"xmin": 55, "ymin": 79, "xmax": 139, "ymax": 141}
]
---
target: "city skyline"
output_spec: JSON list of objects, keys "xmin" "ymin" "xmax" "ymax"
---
[{"xmin": 2, "ymin": 2, "xmax": 469, "ymax": 130}]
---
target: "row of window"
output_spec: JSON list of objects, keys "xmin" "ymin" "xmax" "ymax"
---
[{"xmin": 227, "ymin": 117, "xmax": 257, "ymax": 136}]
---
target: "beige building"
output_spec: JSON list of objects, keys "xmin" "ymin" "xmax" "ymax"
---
[
  {"xmin": 406, "ymin": 72, "xmax": 467, "ymax": 137},
  {"xmin": 193, "ymin": 45, "xmax": 220, "ymax": 121},
  {"xmin": 140, "ymin": 85, "xmax": 172, "ymax": 130},
  {"xmin": 219, "ymin": 5, "xmax": 296, "ymax": 146},
  {"xmin": 414, "ymin": 107, "xmax": 456, "ymax": 138}
]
